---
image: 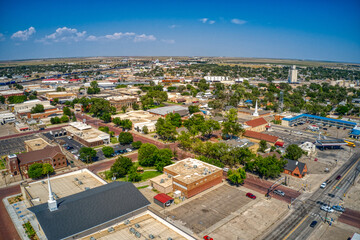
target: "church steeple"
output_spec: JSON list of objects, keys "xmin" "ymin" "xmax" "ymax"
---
[
  {"xmin": 253, "ymin": 100, "xmax": 259, "ymax": 117},
  {"xmin": 47, "ymin": 174, "xmax": 58, "ymax": 212}
]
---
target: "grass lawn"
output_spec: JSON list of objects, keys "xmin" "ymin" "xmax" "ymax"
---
[
  {"xmin": 0, "ymin": 158, "xmax": 6, "ymax": 170},
  {"xmin": 110, "ymin": 137, "xmax": 119, "ymax": 144},
  {"xmin": 140, "ymin": 171, "xmax": 162, "ymax": 181}
]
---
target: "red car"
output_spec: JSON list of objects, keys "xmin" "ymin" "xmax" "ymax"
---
[
  {"xmin": 203, "ymin": 236, "xmax": 213, "ymax": 240},
  {"xmin": 246, "ymin": 193, "xmax": 256, "ymax": 199},
  {"xmin": 336, "ymin": 175, "xmax": 342, "ymax": 180}
]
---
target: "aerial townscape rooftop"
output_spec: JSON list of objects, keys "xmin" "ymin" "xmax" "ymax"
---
[{"xmin": 0, "ymin": 1, "xmax": 360, "ymax": 240}]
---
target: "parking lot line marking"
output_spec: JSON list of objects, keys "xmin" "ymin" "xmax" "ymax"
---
[
  {"xmin": 332, "ymin": 158, "xmax": 360, "ymax": 190},
  {"xmin": 282, "ymin": 215, "xmax": 309, "ymax": 240}
]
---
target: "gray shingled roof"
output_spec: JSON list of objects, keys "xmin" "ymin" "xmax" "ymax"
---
[
  {"xmin": 28, "ymin": 181, "xmax": 150, "ymax": 240},
  {"xmin": 148, "ymin": 105, "xmax": 189, "ymax": 116},
  {"xmin": 284, "ymin": 159, "xmax": 306, "ymax": 174}
]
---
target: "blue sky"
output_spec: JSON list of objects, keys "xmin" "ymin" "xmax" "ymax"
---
[{"xmin": 0, "ymin": 0, "xmax": 359, "ymax": 62}]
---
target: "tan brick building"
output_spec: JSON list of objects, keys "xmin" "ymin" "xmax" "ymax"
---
[
  {"xmin": 24, "ymin": 138, "xmax": 52, "ymax": 152},
  {"xmin": 106, "ymin": 96, "xmax": 138, "ymax": 111},
  {"xmin": 163, "ymin": 158, "xmax": 223, "ymax": 198}
]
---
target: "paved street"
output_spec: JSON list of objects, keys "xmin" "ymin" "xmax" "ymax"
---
[{"xmin": 263, "ymin": 150, "xmax": 360, "ymax": 240}]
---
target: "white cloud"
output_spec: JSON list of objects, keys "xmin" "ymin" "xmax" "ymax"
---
[
  {"xmin": 209, "ymin": 20, "xmax": 215, "ymax": 24},
  {"xmin": 105, "ymin": 32, "xmax": 135, "ymax": 40},
  {"xmin": 134, "ymin": 34, "xmax": 156, "ymax": 42},
  {"xmin": 11, "ymin": 27, "xmax": 36, "ymax": 41},
  {"xmin": 42, "ymin": 27, "xmax": 86, "ymax": 43},
  {"xmin": 200, "ymin": 18, "xmax": 208, "ymax": 23},
  {"xmin": 86, "ymin": 32, "xmax": 155, "ymax": 43},
  {"xmin": 231, "ymin": 19, "xmax": 247, "ymax": 25},
  {"xmin": 169, "ymin": 25, "xmax": 178, "ymax": 29},
  {"xmin": 0, "ymin": 33, "xmax": 5, "ymax": 41},
  {"xmin": 161, "ymin": 39, "xmax": 175, "ymax": 44}
]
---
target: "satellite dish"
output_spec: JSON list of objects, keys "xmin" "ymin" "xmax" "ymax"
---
[{"xmin": 83, "ymin": 118, "xmax": 86, "ymax": 123}]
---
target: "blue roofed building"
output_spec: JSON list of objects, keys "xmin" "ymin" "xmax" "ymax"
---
[{"xmin": 281, "ymin": 114, "xmax": 356, "ymax": 129}]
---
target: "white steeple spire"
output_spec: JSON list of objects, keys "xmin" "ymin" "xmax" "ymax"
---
[
  {"xmin": 47, "ymin": 174, "xmax": 58, "ymax": 212},
  {"xmin": 253, "ymin": 100, "xmax": 259, "ymax": 117}
]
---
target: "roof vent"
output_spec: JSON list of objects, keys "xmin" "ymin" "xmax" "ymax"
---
[
  {"xmin": 107, "ymin": 227, "xmax": 114, "ymax": 233},
  {"xmin": 129, "ymin": 227, "xmax": 135, "ymax": 234},
  {"xmin": 135, "ymin": 232, "xmax": 141, "ymax": 238},
  {"xmin": 135, "ymin": 223, "xmax": 140, "ymax": 228},
  {"xmin": 193, "ymin": 165, "xmax": 197, "ymax": 168},
  {"xmin": 124, "ymin": 220, "xmax": 130, "ymax": 225},
  {"xmin": 149, "ymin": 234, "xmax": 155, "ymax": 239},
  {"xmin": 79, "ymin": 181, "xmax": 83, "ymax": 185},
  {"xmin": 160, "ymin": 179, "xmax": 164, "ymax": 183},
  {"xmin": 90, "ymin": 237, "xmax": 96, "ymax": 240}
]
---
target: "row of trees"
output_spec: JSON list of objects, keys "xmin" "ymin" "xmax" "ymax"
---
[
  {"xmin": 138, "ymin": 143, "xmax": 173, "ymax": 171},
  {"xmin": 50, "ymin": 115, "xmax": 69, "ymax": 124}
]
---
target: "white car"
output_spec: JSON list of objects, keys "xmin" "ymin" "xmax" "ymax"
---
[
  {"xmin": 320, "ymin": 205, "xmax": 334, "ymax": 213},
  {"xmin": 320, "ymin": 182, "xmax": 327, "ymax": 189},
  {"xmin": 126, "ymin": 148, "xmax": 132, "ymax": 152}
]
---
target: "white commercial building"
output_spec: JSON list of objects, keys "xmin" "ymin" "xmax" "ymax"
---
[
  {"xmin": 204, "ymin": 76, "xmax": 229, "ymax": 82},
  {"xmin": 0, "ymin": 112, "xmax": 16, "ymax": 124},
  {"xmin": 288, "ymin": 65, "xmax": 298, "ymax": 83},
  {"xmin": 11, "ymin": 100, "xmax": 52, "ymax": 113}
]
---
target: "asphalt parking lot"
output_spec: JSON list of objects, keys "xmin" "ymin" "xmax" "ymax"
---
[
  {"xmin": 166, "ymin": 185, "xmax": 251, "ymax": 234},
  {"xmin": 43, "ymin": 132, "xmax": 133, "ymax": 162},
  {"xmin": 0, "ymin": 135, "xmax": 37, "ymax": 156}
]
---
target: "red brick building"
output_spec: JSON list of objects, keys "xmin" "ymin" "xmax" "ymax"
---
[
  {"xmin": 283, "ymin": 159, "xmax": 308, "ymax": 178},
  {"xmin": 163, "ymin": 158, "xmax": 223, "ymax": 198},
  {"xmin": 6, "ymin": 146, "xmax": 67, "ymax": 178}
]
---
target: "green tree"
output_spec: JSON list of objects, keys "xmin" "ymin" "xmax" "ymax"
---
[
  {"xmin": 222, "ymin": 109, "xmax": 243, "ymax": 138},
  {"xmin": 121, "ymin": 119, "xmax": 133, "ymax": 130},
  {"xmin": 118, "ymin": 132, "xmax": 133, "ymax": 145},
  {"xmin": 142, "ymin": 126, "xmax": 149, "ymax": 134},
  {"xmin": 50, "ymin": 117, "xmax": 61, "ymax": 124},
  {"xmin": 0, "ymin": 96, "xmax": 5, "ymax": 104},
  {"xmin": 156, "ymin": 118, "xmax": 177, "ymax": 141},
  {"xmin": 335, "ymin": 105, "xmax": 349, "ymax": 115},
  {"xmin": 112, "ymin": 117, "xmax": 122, "ymax": 126},
  {"xmin": 28, "ymin": 163, "xmax": 53, "ymax": 179},
  {"xmin": 100, "ymin": 112, "xmax": 112, "ymax": 123},
  {"xmin": 79, "ymin": 147, "xmax": 97, "ymax": 163},
  {"xmin": 60, "ymin": 115, "xmax": 69, "ymax": 123},
  {"xmin": 227, "ymin": 168, "xmax": 247, "ymax": 185},
  {"xmin": 63, "ymin": 107, "xmax": 71, "ymax": 116},
  {"xmin": 138, "ymin": 143, "xmax": 158, "ymax": 166},
  {"xmin": 285, "ymin": 144, "xmax": 303, "ymax": 160},
  {"xmin": 110, "ymin": 156, "xmax": 133, "ymax": 178},
  {"xmin": 99, "ymin": 126, "xmax": 110, "ymax": 133},
  {"xmin": 28, "ymin": 163, "xmax": 44, "ymax": 179},
  {"xmin": 132, "ymin": 102, "xmax": 140, "ymax": 110},
  {"xmin": 128, "ymin": 167, "xmax": 141, "ymax": 182},
  {"xmin": 258, "ymin": 140, "xmax": 267, "ymax": 153},
  {"xmin": 121, "ymin": 105, "xmax": 127, "ymax": 113},
  {"xmin": 188, "ymin": 105, "xmax": 200, "ymax": 114},
  {"xmin": 7, "ymin": 95, "xmax": 27, "ymax": 104},
  {"xmin": 165, "ymin": 113, "xmax": 182, "ymax": 128},
  {"xmin": 102, "ymin": 146, "xmax": 114, "ymax": 158},
  {"xmin": 42, "ymin": 163, "xmax": 54, "ymax": 175},
  {"xmin": 30, "ymin": 104, "xmax": 45, "ymax": 114},
  {"xmin": 131, "ymin": 141, "xmax": 142, "ymax": 149}
]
